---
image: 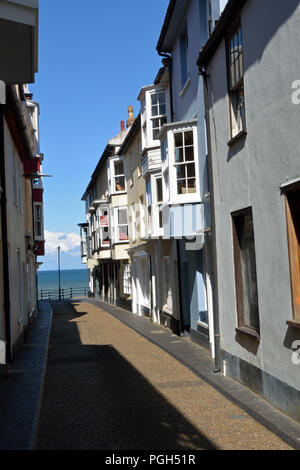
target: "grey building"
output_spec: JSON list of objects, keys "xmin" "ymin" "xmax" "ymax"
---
[{"xmin": 198, "ymin": 0, "xmax": 300, "ymax": 422}]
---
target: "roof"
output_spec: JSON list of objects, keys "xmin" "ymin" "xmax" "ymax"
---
[
  {"xmin": 117, "ymin": 114, "xmax": 141, "ymax": 156},
  {"xmin": 197, "ymin": 0, "xmax": 248, "ymax": 68},
  {"xmin": 81, "ymin": 144, "xmax": 115, "ymax": 201},
  {"xmin": 156, "ymin": 0, "xmax": 191, "ymax": 53}
]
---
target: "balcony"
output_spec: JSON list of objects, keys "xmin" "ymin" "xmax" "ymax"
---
[
  {"xmin": 141, "ymin": 147, "xmax": 162, "ymax": 177},
  {"xmin": 0, "ymin": 0, "xmax": 39, "ymax": 84},
  {"xmin": 162, "ymin": 203, "xmax": 205, "ymax": 240}
]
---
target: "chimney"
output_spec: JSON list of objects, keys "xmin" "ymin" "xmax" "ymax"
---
[
  {"xmin": 120, "ymin": 120, "xmax": 125, "ymax": 132},
  {"xmin": 126, "ymin": 105, "xmax": 134, "ymax": 128}
]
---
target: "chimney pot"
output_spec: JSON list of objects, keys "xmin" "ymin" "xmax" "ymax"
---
[{"xmin": 120, "ymin": 120, "xmax": 125, "ymax": 132}]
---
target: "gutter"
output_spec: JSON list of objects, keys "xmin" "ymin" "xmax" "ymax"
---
[{"xmin": 199, "ymin": 65, "xmax": 221, "ymax": 373}]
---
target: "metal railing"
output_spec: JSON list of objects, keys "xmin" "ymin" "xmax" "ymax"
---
[{"xmin": 38, "ymin": 286, "xmax": 89, "ymax": 301}]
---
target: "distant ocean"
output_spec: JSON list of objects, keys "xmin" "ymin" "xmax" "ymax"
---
[{"xmin": 37, "ymin": 269, "xmax": 89, "ymax": 293}]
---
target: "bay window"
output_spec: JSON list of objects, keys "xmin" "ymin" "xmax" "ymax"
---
[
  {"xmin": 174, "ymin": 130, "xmax": 196, "ymax": 195},
  {"xmin": 33, "ymin": 203, "xmax": 43, "ymax": 239},
  {"xmin": 110, "ymin": 158, "xmax": 126, "ymax": 193},
  {"xmin": 99, "ymin": 207, "xmax": 110, "ymax": 247},
  {"xmin": 151, "ymin": 90, "xmax": 167, "ymax": 140}
]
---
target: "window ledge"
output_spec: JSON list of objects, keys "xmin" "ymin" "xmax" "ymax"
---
[
  {"xmin": 235, "ymin": 326, "xmax": 260, "ymax": 341},
  {"xmin": 286, "ymin": 320, "xmax": 300, "ymax": 329},
  {"xmin": 179, "ymin": 78, "xmax": 191, "ymax": 97},
  {"xmin": 227, "ymin": 128, "xmax": 247, "ymax": 147}
]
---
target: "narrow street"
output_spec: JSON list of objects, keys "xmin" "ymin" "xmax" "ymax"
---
[{"xmin": 35, "ymin": 300, "xmax": 292, "ymax": 451}]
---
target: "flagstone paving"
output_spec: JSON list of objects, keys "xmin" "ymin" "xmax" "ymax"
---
[{"xmin": 35, "ymin": 300, "xmax": 292, "ymax": 450}]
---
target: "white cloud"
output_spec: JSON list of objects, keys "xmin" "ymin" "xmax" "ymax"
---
[{"xmin": 44, "ymin": 230, "xmax": 81, "ymax": 256}]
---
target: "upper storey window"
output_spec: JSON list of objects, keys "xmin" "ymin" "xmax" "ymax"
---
[
  {"xmin": 151, "ymin": 90, "xmax": 167, "ymax": 140},
  {"xmin": 109, "ymin": 157, "xmax": 126, "ymax": 194},
  {"xmin": 174, "ymin": 130, "xmax": 196, "ymax": 195},
  {"xmin": 227, "ymin": 25, "xmax": 246, "ymax": 138}
]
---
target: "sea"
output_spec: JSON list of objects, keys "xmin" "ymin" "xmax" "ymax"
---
[{"xmin": 37, "ymin": 269, "xmax": 89, "ymax": 293}]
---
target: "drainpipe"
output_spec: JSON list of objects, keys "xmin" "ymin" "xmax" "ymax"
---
[
  {"xmin": 158, "ymin": 51, "xmax": 184, "ymax": 336},
  {"xmin": 199, "ymin": 65, "xmax": 221, "ymax": 373},
  {"xmin": 0, "ymin": 103, "xmax": 12, "ymax": 364}
]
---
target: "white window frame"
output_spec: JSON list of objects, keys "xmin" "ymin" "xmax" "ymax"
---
[
  {"xmin": 110, "ymin": 157, "xmax": 126, "ymax": 194},
  {"xmin": 99, "ymin": 206, "xmax": 110, "ymax": 248},
  {"xmin": 150, "ymin": 89, "xmax": 167, "ymax": 142},
  {"xmin": 130, "ymin": 204, "xmax": 136, "ymax": 243},
  {"xmin": 33, "ymin": 202, "xmax": 44, "ymax": 240},
  {"xmin": 123, "ymin": 264, "xmax": 131, "ymax": 295},
  {"xmin": 114, "ymin": 206, "xmax": 129, "ymax": 243},
  {"xmin": 151, "ymin": 174, "xmax": 164, "ymax": 237},
  {"xmin": 167, "ymin": 125, "xmax": 200, "ymax": 204}
]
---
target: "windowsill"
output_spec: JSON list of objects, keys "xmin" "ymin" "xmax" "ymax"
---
[
  {"xmin": 179, "ymin": 78, "xmax": 191, "ymax": 97},
  {"xmin": 286, "ymin": 320, "xmax": 300, "ymax": 329},
  {"xmin": 197, "ymin": 321, "xmax": 209, "ymax": 330},
  {"xmin": 235, "ymin": 326, "xmax": 260, "ymax": 341},
  {"xmin": 111, "ymin": 191, "xmax": 127, "ymax": 195},
  {"xmin": 227, "ymin": 128, "xmax": 247, "ymax": 147}
]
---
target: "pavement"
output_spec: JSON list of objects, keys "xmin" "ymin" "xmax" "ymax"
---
[{"xmin": 0, "ymin": 298, "xmax": 300, "ymax": 450}]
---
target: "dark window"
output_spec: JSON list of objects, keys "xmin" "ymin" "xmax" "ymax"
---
[
  {"xmin": 180, "ymin": 26, "xmax": 189, "ymax": 88},
  {"xmin": 285, "ymin": 189, "xmax": 300, "ymax": 321},
  {"xmin": 227, "ymin": 25, "xmax": 246, "ymax": 138},
  {"xmin": 232, "ymin": 208, "xmax": 260, "ymax": 334}
]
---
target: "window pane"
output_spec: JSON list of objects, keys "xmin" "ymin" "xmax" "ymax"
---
[
  {"xmin": 156, "ymin": 178, "xmax": 163, "ymax": 203},
  {"xmin": 176, "ymin": 165, "xmax": 186, "ymax": 179},
  {"xmin": 151, "ymin": 93, "xmax": 158, "ymax": 105},
  {"xmin": 177, "ymin": 179, "xmax": 186, "ymax": 195},
  {"xmin": 118, "ymin": 208, "xmax": 128, "ymax": 225},
  {"xmin": 175, "ymin": 147, "xmax": 184, "ymax": 163},
  {"xmin": 115, "ymin": 176, "xmax": 125, "ymax": 191},
  {"xmin": 152, "ymin": 105, "xmax": 158, "ymax": 117},
  {"xmin": 114, "ymin": 161, "xmax": 124, "ymax": 176},
  {"xmin": 187, "ymin": 178, "xmax": 196, "ymax": 193},
  {"xmin": 174, "ymin": 132, "xmax": 183, "ymax": 148},
  {"xmin": 184, "ymin": 131, "xmax": 193, "ymax": 146},
  {"xmin": 158, "ymin": 92, "xmax": 165, "ymax": 104},
  {"xmin": 159, "ymin": 104, "xmax": 166, "ymax": 116},
  {"xmin": 185, "ymin": 146, "xmax": 194, "ymax": 162},
  {"xmin": 119, "ymin": 226, "xmax": 128, "ymax": 241},
  {"xmin": 186, "ymin": 163, "xmax": 195, "ymax": 178}
]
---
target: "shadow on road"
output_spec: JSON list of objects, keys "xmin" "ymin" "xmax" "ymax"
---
[{"xmin": 35, "ymin": 300, "xmax": 217, "ymax": 450}]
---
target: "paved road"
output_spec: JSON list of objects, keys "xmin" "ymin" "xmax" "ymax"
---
[{"xmin": 35, "ymin": 300, "xmax": 292, "ymax": 450}]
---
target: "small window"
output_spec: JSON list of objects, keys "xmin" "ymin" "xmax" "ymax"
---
[
  {"xmin": 113, "ymin": 160, "xmax": 126, "ymax": 192},
  {"xmin": 151, "ymin": 91, "xmax": 167, "ymax": 140},
  {"xmin": 34, "ymin": 204, "xmax": 42, "ymax": 238},
  {"xmin": 123, "ymin": 264, "xmax": 131, "ymax": 295},
  {"xmin": 174, "ymin": 130, "xmax": 196, "ymax": 195},
  {"xmin": 117, "ymin": 208, "xmax": 128, "ymax": 242},
  {"xmin": 232, "ymin": 208, "xmax": 260, "ymax": 335},
  {"xmin": 163, "ymin": 257, "xmax": 173, "ymax": 312},
  {"xmin": 100, "ymin": 208, "xmax": 110, "ymax": 247},
  {"xmin": 180, "ymin": 25, "xmax": 189, "ymax": 88},
  {"xmin": 156, "ymin": 177, "xmax": 163, "ymax": 229},
  {"xmin": 228, "ymin": 26, "xmax": 246, "ymax": 138},
  {"xmin": 285, "ymin": 189, "xmax": 300, "ymax": 321}
]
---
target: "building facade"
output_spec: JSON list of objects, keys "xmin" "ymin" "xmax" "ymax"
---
[
  {"xmin": 0, "ymin": 1, "xmax": 43, "ymax": 368},
  {"xmin": 80, "ymin": 109, "xmax": 134, "ymax": 310},
  {"xmin": 198, "ymin": 0, "xmax": 300, "ymax": 422}
]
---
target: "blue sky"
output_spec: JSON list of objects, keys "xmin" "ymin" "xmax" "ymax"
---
[{"xmin": 32, "ymin": 0, "xmax": 170, "ymax": 270}]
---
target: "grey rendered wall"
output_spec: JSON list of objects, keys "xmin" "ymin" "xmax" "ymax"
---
[{"xmin": 207, "ymin": 0, "xmax": 300, "ymax": 414}]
